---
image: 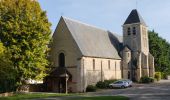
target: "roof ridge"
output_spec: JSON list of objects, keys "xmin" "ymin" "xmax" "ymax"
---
[
  {"xmin": 61, "ymin": 16, "xmax": 109, "ymax": 33},
  {"xmin": 55, "ymin": 16, "xmax": 122, "ymax": 59}
]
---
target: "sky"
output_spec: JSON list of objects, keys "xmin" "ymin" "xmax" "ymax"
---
[{"xmin": 38, "ymin": 0, "xmax": 170, "ymax": 42}]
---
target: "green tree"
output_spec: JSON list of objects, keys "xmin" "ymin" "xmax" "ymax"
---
[
  {"xmin": 0, "ymin": 42, "xmax": 14, "ymax": 80},
  {"xmin": 149, "ymin": 30, "xmax": 170, "ymax": 74},
  {"xmin": 0, "ymin": 42, "xmax": 16, "ymax": 93},
  {"xmin": 0, "ymin": 0, "xmax": 51, "ymax": 84}
]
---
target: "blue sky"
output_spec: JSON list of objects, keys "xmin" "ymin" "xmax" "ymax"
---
[{"xmin": 38, "ymin": 0, "xmax": 170, "ymax": 42}]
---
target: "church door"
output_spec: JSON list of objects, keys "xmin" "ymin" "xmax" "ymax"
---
[{"xmin": 58, "ymin": 77, "xmax": 66, "ymax": 93}]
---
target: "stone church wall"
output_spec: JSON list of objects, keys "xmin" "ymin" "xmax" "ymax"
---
[
  {"xmin": 148, "ymin": 53, "xmax": 155, "ymax": 77},
  {"xmin": 50, "ymin": 19, "xmax": 82, "ymax": 92},
  {"xmin": 50, "ymin": 18, "xmax": 82, "ymax": 67},
  {"xmin": 82, "ymin": 57, "xmax": 122, "ymax": 89}
]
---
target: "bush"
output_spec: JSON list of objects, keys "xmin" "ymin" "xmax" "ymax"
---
[
  {"xmin": 96, "ymin": 80, "xmax": 117, "ymax": 89},
  {"xmin": 140, "ymin": 76, "xmax": 154, "ymax": 83},
  {"xmin": 149, "ymin": 77, "xmax": 154, "ymax": 83},
  {"xmin": 161, "ymin": 72, "xmax": 167, "ymax": 79},
  {"xmin": 86, "ymin": 85, "xmax": 97, "ymax": 92},
  {"xmin": 155, "ymin": 72, "xmax": 161, "ymax": 81},
  {"xmin": 96, "ymin": 81, "xmax": 106, "ymax": 89}
]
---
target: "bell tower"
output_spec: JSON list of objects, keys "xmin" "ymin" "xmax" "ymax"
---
[
  {"xmin": 123, "ymin": 9, "xmax": 149, "ymax": 54},
  {"xmin": 122, "ymin": 9, "xmax": 150, "ymax": 81}
]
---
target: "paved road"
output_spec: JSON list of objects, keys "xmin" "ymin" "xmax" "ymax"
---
[
  {"xmin": 32, "ymin": 80, "xmax": 170, "ymax": 100},
  {"xmin": 87, "ymin": 80, "xmax": 170, "ymax": 100}
]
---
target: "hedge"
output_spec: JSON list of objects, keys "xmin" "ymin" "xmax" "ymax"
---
[
  {"xmin": 96, "ymin": 80, "xmax": 117, "ymax": 89},
  {"xmin": 140, "ymin": 76, "xmax": 154, "ymax": 83}
]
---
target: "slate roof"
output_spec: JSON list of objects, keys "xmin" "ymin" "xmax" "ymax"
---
[
  {"xmin": 124, "ymin": 9, "xmax": 146, "ymax": 26},
  {"xmin": 61, "ymin": 17, "xmax": 122, "ymax": 59}
]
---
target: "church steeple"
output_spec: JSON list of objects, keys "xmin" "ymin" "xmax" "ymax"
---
[
  {"xmin": 124, "ymin": 9, "xmax": 146, "ymax": 26},
  {"xmin": 123, "ymin": 9, "xmax": 148, "ymax": 53},
  {"xmin": 122, "ymin": 9, "xmax": 154, "ymax": 82}
]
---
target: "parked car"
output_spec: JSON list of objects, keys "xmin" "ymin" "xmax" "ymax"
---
[
  {"xmin": 121, "ymin": 79, "xmax": 133, "ymax": 87},
  {"xmin": 109, "ymin": 80, "xmax": 129, "ymax": 88}
]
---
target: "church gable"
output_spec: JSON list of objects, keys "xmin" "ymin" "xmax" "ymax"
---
[
  {"xmin": 62, "ymin": 17, "xmax": 121, "ymax": 59},
  {"xmin": 50, "ymin": 17, "xmax": 82, "ymax": 67}
]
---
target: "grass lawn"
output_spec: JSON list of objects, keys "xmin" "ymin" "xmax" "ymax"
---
[
  {"xmin": 0, "ymin": 93, "xmax": 70, "ymax": 100},
  {"xmin": 0, "ymin": 93, "xmax": 129, "ymax": 100},
  {"xmin": 69, "ymin": 96, "xmax": 129, "ymax": 100}
]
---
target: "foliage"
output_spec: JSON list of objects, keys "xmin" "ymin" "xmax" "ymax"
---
[
  {"xmin": 0, "ymin": 43, "xmax": 14, "ymax": 79},
  {"xmin": 149, "ymin": 30, "xmax": 170, "ymax": 74},
  {"xmin": 161, "ymin": 72, "xmax": 167, "ymax": 79},
  {"xmin": 140, "ymin": 76, "xmax": 154, "ymax": 83},
  {"xmin": 86, "ymin": 85, "xmax": 97, "ymax": 92},
  {"xmin": 0, "ymin": 42, "xmax": 17, "ymax": 93},
  {"xmin": 154, "ymin": 72, "xmax": 161, "ymax": 81},
  {"xmin": 96, "ymin": 80, "xmax": 117, "ymax": 89},
  {"xmin": 0, "ymin": 0, "xmax": 51, "ymax": 84},
  {"xmin": 96, "ymin": 81, "xmax": 106, "ymax": 89}
]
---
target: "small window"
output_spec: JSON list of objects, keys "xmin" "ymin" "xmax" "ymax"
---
[
  {"xmin": 128, "ymin": 71, "xmax": 130, "ymax": 79},
  {"xmin": 93, "ymin": 59, "xmax": 95, "ymax": 70},
  {"xmin": 133, "ymin": 27, "xmax": 136, "ymax": 35},
  {"xmin": 101, "ymin": 60, "xmax": 102, "ymax": 70},
  {"xmin": 115, "ymin": 61, "xmax": 117, "ymax": 70},
  {"xmin": 58, "ymin": 53, "xmax": 65, "ymax": 67},
  {"xmin": 127, "ymin": 27, "xmax": 131, "ymax": 35},
  {"xmin": 108, "ymin": 60, "xmax": 110, "ymax": 70},
  {"xmin": 128, "ymin": 53, "xmax": 130, "ymax": 57}
]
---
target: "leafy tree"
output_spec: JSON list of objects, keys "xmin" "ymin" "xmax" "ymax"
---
[
  {"xmin": 0, "ymin": 42, "xmax": 16, "ymax": 93},
  {"xmin": 0, "ymin": 42, "xmax": 14, "ymax": 80},
  {"xmin": 0, "ymin": 0, "xmax": 51, "ymax": 84},
  {"xmin": 149, "ymin": 30, "xmax": 170, "ymax": 74}
]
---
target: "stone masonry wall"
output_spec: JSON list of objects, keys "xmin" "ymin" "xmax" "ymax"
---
[{"xmin": 80, "ymin": 57, "xmax": 122, "ymax": 91}]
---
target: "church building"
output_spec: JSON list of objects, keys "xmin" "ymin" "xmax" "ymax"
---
[{"xmin": 44, "ymin": 9, "xmax": 155, "ymax": 93}]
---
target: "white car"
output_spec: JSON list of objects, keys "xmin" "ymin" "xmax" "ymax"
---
[
  {"xmin": 121, "ymin": 79, "xmax": 133, "ymax": 87},
  {"xmin": 109, "ymin": 80, "xmax": 129, "ymax": 88}
]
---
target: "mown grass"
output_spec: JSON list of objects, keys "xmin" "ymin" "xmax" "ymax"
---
[
  {"xmin": 0, "ymin": 93, "xmax": 129, "ymax": 100},
  {"xmin": 0, "ymin": 93, "xmax": 71, "ymax": 100}
]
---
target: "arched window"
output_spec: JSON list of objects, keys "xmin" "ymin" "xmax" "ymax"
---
[
  {"xmin": 108, "ymin": 60, "xmax": 110, "ymax": 70},
  {"xmin": 127, "ymin": 27, "xmax": 131, "ymax": 35},
  {"xmin": 115, "ymin": 61, "xmax": 117, "ymax": 70},
  {"xmin": 58, "ymin": 53, "xmax": 65, "ymax": 67},
  {"xmin": 133, "ymin": 27, "xmax": 136, "ymax": 35},
  {"xmin": 128, "ymin": 53, "xmax": 130, "ymax": 57},
  {"xmin": 128, "ymin": 71, "xmax": 130, "ymax": 79},
  {"xmin": 93, "ymin": 59, "xmax": 95, "ymax": 70}
]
